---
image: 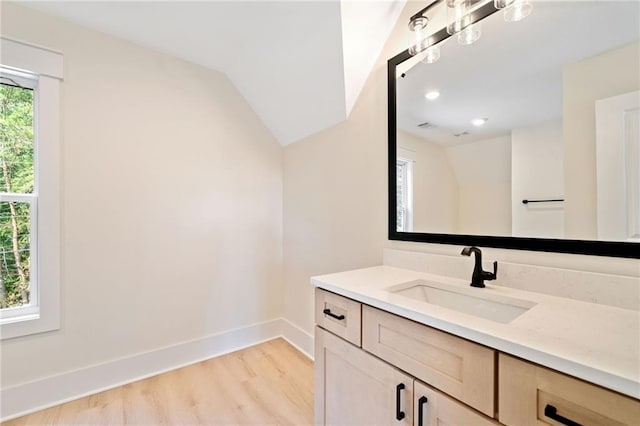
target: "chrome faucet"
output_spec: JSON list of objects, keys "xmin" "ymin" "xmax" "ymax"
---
[{"xmin": 460, "ymin": 246, "xmax": 497, "ymax": 288}]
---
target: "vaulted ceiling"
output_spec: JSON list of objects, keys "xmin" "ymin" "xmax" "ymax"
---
[{"xmin": 22, "ymin": 1, "xmax": 406, "ymax": 145}]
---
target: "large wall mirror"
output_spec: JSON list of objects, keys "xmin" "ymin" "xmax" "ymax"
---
[{"xmin": 388, "ymin": 0, "xmax": 640, "ymax": 258}]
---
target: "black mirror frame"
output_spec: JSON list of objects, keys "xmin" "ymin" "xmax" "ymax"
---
[{"xmin": 388, "ymin": 2, "xmax": 640, "ymax": 259}]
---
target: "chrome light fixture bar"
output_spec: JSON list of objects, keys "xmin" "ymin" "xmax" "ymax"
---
[{"xmin": 408, "ymin": 0, "xmax": 532, "ymax": 62}]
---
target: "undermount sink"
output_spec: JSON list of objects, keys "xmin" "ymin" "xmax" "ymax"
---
[{"xmin": 387, "ymin": 279, "xmax": 537, "ymax": 324}]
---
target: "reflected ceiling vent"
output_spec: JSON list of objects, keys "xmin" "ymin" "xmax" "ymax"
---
[
  {"xmin": 417, "ymin": 121, "xmax": 434, "ymax": 128},
  {"xmin": 454, "ymin": 131, "xmax": 470, "ymax": 137}
]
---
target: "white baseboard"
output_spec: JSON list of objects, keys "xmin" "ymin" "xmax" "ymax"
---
[
  {"xmin": 280, "ymin": 318, "xmax": 314, "ymax": 360},
  {"xmin": 0, "ymin": 317, "xmax": 314, "ymax": 422}
]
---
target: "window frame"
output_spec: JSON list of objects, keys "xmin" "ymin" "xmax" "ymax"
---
[
  {"xmin": 396, "ymin": 156, "xmax": 413, "ymax": 233},
  {"xmin": 0, "ymin": 72, "xmax": 39, "ymax": 321},
  {"xmin": 0, "ymin": 37, "xmax": 62, "ymax": 339}
]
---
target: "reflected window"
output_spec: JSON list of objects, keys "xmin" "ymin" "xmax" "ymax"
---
[{"xmin": 396, "ymin": 158, "xmax": 413, "ymax": 232}]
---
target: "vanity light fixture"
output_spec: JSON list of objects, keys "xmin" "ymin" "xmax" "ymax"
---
[
  {"xmin": 471, "ymin": 118, "xmax": 488, "ymax": 126},
  {"xmin": 408, "ymin": 15, "xmax": 430, "ymax": 55},
  {"xmin": 408, "ymin": 0, "xmax": 532, "ymax": 61},
  {"xmin": 407, "ymin": 0, "xmax": 442, "ymax": 57},
  {"xmin": 446, "ymin": 0, "xmax": 471, "ymax": 36},
  {"xmin": 425, "ymin": 90, "xmax": 440, "ymax": 100},
  {"xmin": 447, "ymin": 0, "xmax": 482, "ymax": 45}
]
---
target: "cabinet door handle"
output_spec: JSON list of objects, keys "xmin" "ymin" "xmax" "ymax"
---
[
  {"xmin": 395, "ymin": 383, "xmax": 405, "ymax": 421},
  {"xmin": 417, "ymin": 396, "xmax": 428, "ymax": 426},
  {"xmin": 323, "ymin": 308, "xmax": 345, "ymax": 320},
  {"xmin": 544, "ymin": 404, "xmax": 582, "ymax": 426}
]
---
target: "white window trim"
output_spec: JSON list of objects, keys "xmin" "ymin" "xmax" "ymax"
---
[
  {"xmin": 397, "ymin": 156, "xmax": 414, "ymax": 232},
  {"xmin": 1, "ymin": 37, "xmax": 63, "ymax": 339}
]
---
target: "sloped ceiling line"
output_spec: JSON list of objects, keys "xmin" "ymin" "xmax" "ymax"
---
[{"xmin": 22, "ymin": 0, "xmax": 406, "ymax": 146}]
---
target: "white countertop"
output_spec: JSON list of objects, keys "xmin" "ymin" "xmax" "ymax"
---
[{"xmin": 311, "ymin": 265, "xmax": 640, "ymax": 399}]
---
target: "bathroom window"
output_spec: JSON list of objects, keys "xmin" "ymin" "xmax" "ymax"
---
[
  {"xmin": 396, "ymin": 157, "xmax": 413, "ymax": 232},
  {"xmin": 0, "ymin": 73, "xmax": 37, "ymax": 316},
  {"xmin": 0, "ymin": 37, "xmax": 62, "ymax": 339}
]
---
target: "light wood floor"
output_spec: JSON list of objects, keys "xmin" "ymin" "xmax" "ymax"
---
[{"xmin": 5, "ymin": 338, "xmax": 314, "ymax": 426}]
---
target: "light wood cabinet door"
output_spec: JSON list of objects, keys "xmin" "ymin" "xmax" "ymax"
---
[
  {"xmin": 362, "ymin": 305, "xmax": 496, "ymax": 417},
  {"xmin": 315, "ymin": 327, "xmax": 414, "ymax": 426},
  {"xmin": 499, "ymin": 354, "xmax": 640, "ymax": 426},
  {"xmin": 414, "ymin": 381, "xmax": 499, "ymax": 426},
  {"xmin": 315, "ymin": 288, "xmax": 362, "ymax": 346}
]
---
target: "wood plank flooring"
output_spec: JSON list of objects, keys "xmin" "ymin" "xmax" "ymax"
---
[{"xmin": 4, "ymin": 338, "xmax": 314, "ymax": 425}]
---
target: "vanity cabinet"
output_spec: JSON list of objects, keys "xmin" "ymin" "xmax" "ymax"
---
[
  {"xmin": 315, "ymin": 326, "xmax": 498, "ymax": 426},
  {"xmin": 315, "ymin": 288, "xmax": 640, "ymax": 426},
  {"xmin": 315, "ymin": 289, "xmax": 498, "ymax": 425},
  {"xmin": 363, "ymin": 305, "xmax": 495, "ymax": 417},
  {"xmin": 314, "ymin": 288, "xmax": 362, "ymax": 346},
  {"xmin": 499, "ymin": 354, "xmax": 640, "ymax": 426},
  {"xmin": 414, "ymin": 381, "xmax": 499, "ymax": 426},
  {"xmin": 315, "ymin": 327, "xmax": 414, "ymax": 425}
]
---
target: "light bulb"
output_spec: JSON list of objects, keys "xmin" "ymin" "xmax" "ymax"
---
[
  {"xmin": 504, "ymin": 0, "xmax": 532, "ymax": 22},
  {"xmin": 408, "ymin": 16, "xmax": 430, "ymax": 55},
  {"xmin": 471, "ymin": 118, "xmax": 487, "ymax": 126},
  {"xmin": 447, "ymin": 0, "xmax": 471, "ymax": 35},
  {"xmin": 458, "ymin": 22, "xmax": 481, "ymax": 45}
]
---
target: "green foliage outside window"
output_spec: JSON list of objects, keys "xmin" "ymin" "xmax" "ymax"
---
[{"xmin": 0, "ymin": 82, "xmax": 34, "ymax": 308}]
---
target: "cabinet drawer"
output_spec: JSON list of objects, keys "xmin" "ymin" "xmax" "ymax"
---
[
  {"xmin": 414, "ymin": 380, "xmax": 499, "ymax": 426},
  {"xmin": 362, "ymin": 305, "xmax": 496, "ymax": 417},
  {"xmin": 499, "ymin": 354, "xmax": 640, "ymax": 426},
  {"xmin": 315, "ymin": 288, "xmax": 362, "ymax": 346},
  {"xmin": 315, "ymin": 327, "xmax": 413, "ymax": 426}
]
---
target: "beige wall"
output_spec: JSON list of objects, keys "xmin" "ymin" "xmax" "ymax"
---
[
  {"xmin": 397, "ymin": 130, "xmax": 512, "ymax": 237},
  {"xmin": 445, "ymin": 136, "xmax": 512, "ymax": 236},
  {"xmin": 397, "ymin": 131, "xmax": 458, "ymax": 233},
  {"xmin": 457, "ymin": 183, "xmax": 511, "ymax": 236},
  {"xmin": 282, "ymin": 0, "xmax": 455, "ymax": 334},
  {"xmin": 282, "ymin": 1, "xmax": 425, "ymax": 336},
  {"xmin": 1, "ymin": 3, "xmax": 283, "ymax": 387},
  {"xmin": 512, "ymin": 120, "xmax": 564, "ymax": 238},
  {"xmin": 563, "ymin": 42, "xmax": 640, "ymax": 239},
  {"xmin": 282, "ymin": 89, "xmax": 387, "ymax": 335}
]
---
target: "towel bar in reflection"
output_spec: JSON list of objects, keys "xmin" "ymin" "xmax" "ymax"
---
[{"xmin": 522, "ymin": 199, "xmax": 564, "ymax": 204}]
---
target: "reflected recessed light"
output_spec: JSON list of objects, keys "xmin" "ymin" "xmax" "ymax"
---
[
  {"xmin": 425, "ymin": 91, "xmax": 440, "ymax": 100},
  {"xmin": 471, "ymin": 118, "xmax": 488, "ymax": 126}
]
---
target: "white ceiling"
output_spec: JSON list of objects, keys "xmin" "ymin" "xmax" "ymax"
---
[
  {"xmin": 397, "ymin": 1, "xmax": 640, "ymax": 145},
  {"xmin": 22, "ymin": 0, "xmax": 406, "ymax": 145}
]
